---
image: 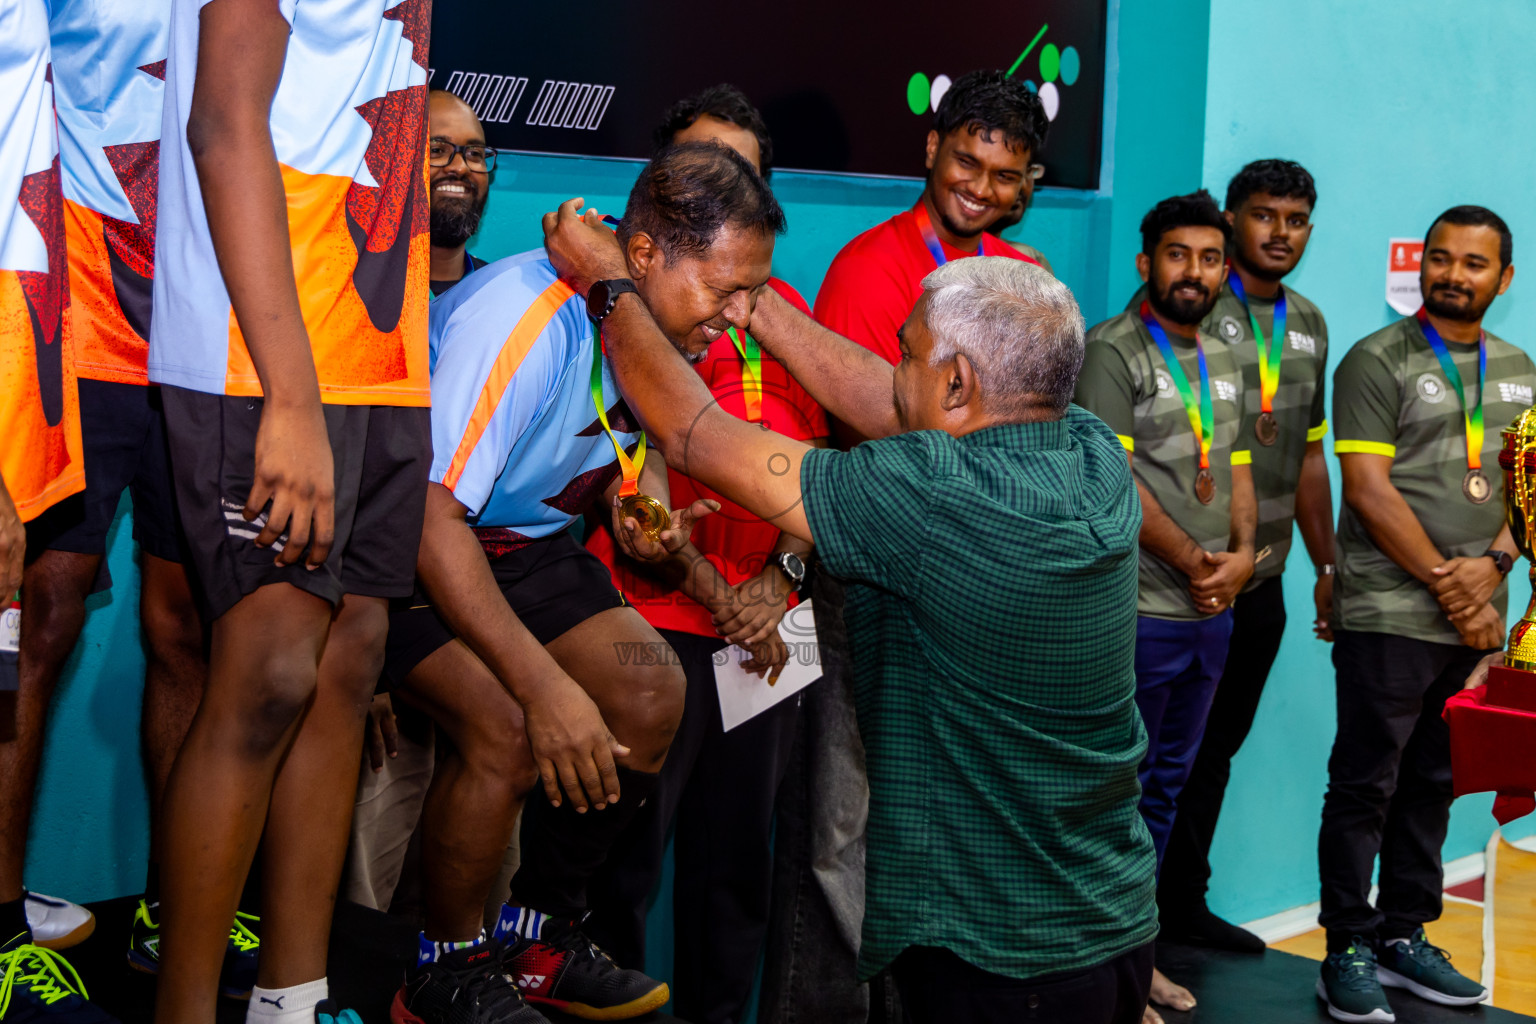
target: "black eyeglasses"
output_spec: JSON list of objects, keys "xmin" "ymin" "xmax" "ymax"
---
[{"xmin": 429, "ymin": 140, "xmax": 497, "ymax": 172}]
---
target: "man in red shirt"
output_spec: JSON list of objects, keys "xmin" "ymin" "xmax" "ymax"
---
[
  {"xmin": 761, "ymin": 68, "xmax": 1050, "ymax": 1022},
  {"xmin": 583, "ymin": 87, "xmax": 829, "ymax": 1024}
]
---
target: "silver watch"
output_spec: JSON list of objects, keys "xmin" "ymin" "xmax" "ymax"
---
[{"xmin": 772, "ymin": 552, "xmax": 806, "ymax": 592}]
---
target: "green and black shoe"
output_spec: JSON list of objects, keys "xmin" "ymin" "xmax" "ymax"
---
[
  {"xmin": 1317, "ymin": 937, "xmax": 1395, "ymax": 1022},
  {"xmin": 1377, "ymin": 928, "xmax": 1486, "ymax": 1006},
  {"xmin": 0, "ymin": 930, "xmax": 119, "ymax": 1022},
  {"xmin": 125, "ymin": 899, "xmax": 260, "ymax": 1000}
]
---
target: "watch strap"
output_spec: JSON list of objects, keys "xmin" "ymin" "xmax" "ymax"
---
[
  {"xmin": 588, "ymin": 278, "xmax": 638, "ymax": 323},
  {"xmin": 1485, "ymin": 549, "xmax": 1514, "ymax": 576}
]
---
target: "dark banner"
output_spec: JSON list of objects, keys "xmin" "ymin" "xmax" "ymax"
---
[{"xmin": 428, "ymin": 2, "xmax": 1108, "ymax": 189}]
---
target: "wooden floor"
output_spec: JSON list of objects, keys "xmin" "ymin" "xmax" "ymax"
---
[{"xmin": 1271, "ymin": 836, "xmax": 1536, "ymax": 1017}]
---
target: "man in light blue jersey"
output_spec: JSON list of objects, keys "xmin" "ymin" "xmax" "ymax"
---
[{"xmin": 382, "ymin": 141, "xmax": 786, "ymax": 1024}]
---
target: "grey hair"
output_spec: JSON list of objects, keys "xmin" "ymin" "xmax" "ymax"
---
[{"xmin": 919, "ymin": 257, "xmax": 1085, "ymax": 415}]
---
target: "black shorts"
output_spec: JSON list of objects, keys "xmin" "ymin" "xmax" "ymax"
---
[
  {"xmin": 161, "ymin": 386, "xmax": 430, "ymax": 622},
  {"xmin": 25, "ymin": 380, "xmax": 184, "ymax": 571},
  {"xmin": 380, "ymin": 529, "xmax": 626, "ymax": 691}
]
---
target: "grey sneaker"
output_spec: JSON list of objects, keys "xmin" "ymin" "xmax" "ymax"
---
[
  {"xmin": 1377, "ymin": 928, "xmax": 1486, "ymax": 1006},
  {"xmin": 1317, "ymin": 938, "xmax": 1395, "ymax": 1022}
]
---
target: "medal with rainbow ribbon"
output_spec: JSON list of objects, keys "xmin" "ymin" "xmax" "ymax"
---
[
  {"xmin": 1228, "ymin": 274, "xmax": 1285, "ymax": 446},
  {"xmin": 590, "ymin": 323, "xmax": 669, "ymax": 537},
  {"xmin": 1141, "ymin": 301, "xmax": 1217, "ymax": 504},
  {"xmin": 1416, "ymin": 307, "xmax": 1490, "ymax": 504}
]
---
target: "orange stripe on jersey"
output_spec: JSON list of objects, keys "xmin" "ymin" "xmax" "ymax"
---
[
  {"xmin": 0, "ymin": 271, "xmax": 84, "ymax": 522},
  {"xmin": 222, "ymin": 163, "xmax": 431, "ymax": 406},
  {"xmin": 441, "ymin": 280, "xmax": 576, "ymax": 492},
  {"xmin": 65, "ymin": 199, "xmax": 150, "ymax": 384}
]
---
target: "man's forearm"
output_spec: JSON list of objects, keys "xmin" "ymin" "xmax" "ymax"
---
[
  {"xmin": 1342, "ymin": 470, "xmax": 1444, "ymax": 584},
  {"xmin": 749, "ymin": 288, "xmax": 900, "ymax": 440},
  {"xmin": 191, "ymin": 0, "xmax": 316, "ymax": 406},
  {"xmin": 1135, "ymin": 477, "xmax": 1205, "ymax": 575},
  {"xmin": 417, "ymin": 488, "xmax": 570, "ymax": 706},
  {"xmin": 1229, "ymin": 463, "xmax": 1257, "ymax": 555},
  {"xmin": 1294, "ymin": 444, "xmax": 1336, "ymax": 568}
]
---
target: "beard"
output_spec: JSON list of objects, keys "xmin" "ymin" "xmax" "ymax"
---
[
  {"xmin": 1148, "ymin": 276, "xmax": 1218, "ymax": 326},
  {"xmin": 1422, "ymin": 281, "xmax": 1492, "ymax": 323},
  {"xmin": 430, "ymin": 189, "xmax": 486, "ymax": 248}
]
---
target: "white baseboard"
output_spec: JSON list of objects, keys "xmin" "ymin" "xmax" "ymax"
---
[{"xmin": 1239, "ymin": 841, "xmax": 1520, "ymax": 944}]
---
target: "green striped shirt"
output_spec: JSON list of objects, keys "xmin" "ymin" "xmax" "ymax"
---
[
  {"xmin": 1077, "ymin": 309, "xmax": 1253, "ymax": 619},
  {"xmin": 1333, "ymin": 316, "xmax": 1536, "ymax": 643},
  {"xmin": 801, "ymin": 408, "xmax": 1158, "ymax": 982}
]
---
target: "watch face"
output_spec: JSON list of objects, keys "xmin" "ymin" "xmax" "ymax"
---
[
  {"xmin": 586, "ymin": 281, "xmax": 611, "ymax": 323},
  {"xmin": 781, "ymin": 553, "xmax": 804, "ymax": 579}
]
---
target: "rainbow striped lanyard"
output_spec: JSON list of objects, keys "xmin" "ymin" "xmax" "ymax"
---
[
  {"xmin": 914, "ymin": 201, "xmax": 988, "ymax": 267},
  {"xmin": 1228, "ymin": 274, "xmax": 1286, "ymax": 418},
  {"xmin": 1416, "ymin": 307, "xmax": 1487, "ymax": 472},
  {"xmin": 589, "ymin": 322, "xmax": 646, "ymax": 497},
  {"xmin": 726, "ymin": 326, "xmax": 763, "ymax": 422},
  {"xmin": 1141, "ymin": 301, "xmax": 1214, "ymax": 471}
]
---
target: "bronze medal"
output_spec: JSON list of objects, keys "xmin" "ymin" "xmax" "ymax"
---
[
  {"xmin": 1195, "ymin": 468, "xmax": 1217, "ymax": 505},
  {"xmin": 620, "ymin": 493, "xmax": 671, "ymax": 541},
  {"xmin": 1463, "ymin": 468, "xmax": 1492, "ymax": 505},
  {"xmin": 1255, "ymin": 411, "xmax": 1279, "ymax": 447}
]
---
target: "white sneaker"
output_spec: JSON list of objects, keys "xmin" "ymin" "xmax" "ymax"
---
[{"xmin": 24, "ymin": 891, "xmax": 96, "ymax": 950}]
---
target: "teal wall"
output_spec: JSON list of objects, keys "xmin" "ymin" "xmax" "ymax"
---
[
  {"xmin": 24, "ymin": 0, "xmax": 1536, "ymax": 942},
  {"xmin": 1196, "ymin": 0, "xmax": 1536, "ymax": 925}
]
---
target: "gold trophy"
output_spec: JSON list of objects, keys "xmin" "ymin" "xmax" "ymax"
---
[{"xmin": 1489, "ymin": 407, "xmax": 1536, "ymax": 710}]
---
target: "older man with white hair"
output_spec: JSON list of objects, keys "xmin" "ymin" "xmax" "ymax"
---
[{"xmin": 542, "ymin": 197, "xmax": 1160, "ymax": 1024}]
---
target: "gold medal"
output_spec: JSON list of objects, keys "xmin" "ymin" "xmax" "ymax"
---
[
  {"xmin": 1255, "ymin": 411, "xmax": 1278, "ymax": 447},
  {"xmin": 1464, "ymin": 468, "xmax": 1492, "ymax": 505},
  {"xmin": 1195, "ymin": 468, "xmax": 1217, "ymax": 505},
  {"xmin": 619, "ymin": 493, "xmax": 671, "ymax": 541}
]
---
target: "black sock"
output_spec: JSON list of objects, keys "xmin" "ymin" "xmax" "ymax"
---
[
  {"xmin": 0, "ymin": 897, "xmax": 30, "ymax": 948},
  {"xmin": 510, "ymin": 766, "xmax": 662, "ymax": 918}
]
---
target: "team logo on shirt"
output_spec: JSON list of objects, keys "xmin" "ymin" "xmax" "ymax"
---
[
  {"xmin": 1416, "ymin": 373, "xmax": 1448, "ymax": 404},
  {"xmin": 1154, "ymin": 370, "xmax": 1174, "ymax": 397},
  {"xmin": 1218, "ymin": 316, "xmax": 1243, "ymax": 344},
  {"xmin": 1287, "ymin": 331, "xmax": 1317, "ymax": 355},
  {"xmin": 1499, "ymin": 382, "xmax": 1535, "ymax": 406},
  {"xmin": 1213, "ymin": 379, "xmax": 1238, "ymax": 403}
]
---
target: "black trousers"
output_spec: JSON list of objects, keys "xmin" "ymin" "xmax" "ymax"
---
[
  {"xmin": 892, "ymin": 943, "xmax": 1153, "ymax": 1024},
  {"xmin": 1159, "ymin": 575, "xmax": 1287, "ymax": 909},
  {"xmin": 585, "ymin": 628, "xmax": 801, "ymax": 1024},
  {"xmin": 1317, "ymin": 629, "xmax": 1490, "ymax": 952}
]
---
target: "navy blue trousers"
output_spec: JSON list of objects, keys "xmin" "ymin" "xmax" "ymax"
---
[{"xmin": 1133, "ymin": 611, "xmax": 1234, "ymax": 868}]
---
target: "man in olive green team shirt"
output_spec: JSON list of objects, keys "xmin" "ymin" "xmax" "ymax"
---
[
  {"xmin": 1150, "ymin": 161, "xmax": 1337, "ymax": 955},
  {"xmin": 1076, "ymin": 190, "xmax": 1257, "ymax": 1022},
  {"xmin": 1316, "ymin": 206, "xmax": 1529, "ymax": 1023}
]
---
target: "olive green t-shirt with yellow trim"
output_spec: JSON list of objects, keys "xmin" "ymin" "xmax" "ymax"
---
[
  {"xmin": 1127, "ymin": 281, "xmax": 1329, "ymax": 584},
  {"xmin": 1333, "ymin": 316, "xmax": 1536, "ymax": 644},
  {"xmin": 1077, "ymin": 308, "xmax": 1254, "ymax": 620}
]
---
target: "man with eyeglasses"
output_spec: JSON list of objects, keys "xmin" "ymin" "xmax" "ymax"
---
[{"xmin": 429, "ymin": 89, "xmax": 494, "ymax": 296}]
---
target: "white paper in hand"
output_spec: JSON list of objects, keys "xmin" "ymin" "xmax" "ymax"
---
[{"xmin": 715, "ymin": 599, "xmax": 821, "ymax": 732}]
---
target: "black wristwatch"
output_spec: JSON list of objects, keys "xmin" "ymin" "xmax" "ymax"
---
[
  {"xmin": 1485, "ymin": 549, "xmax": 1515, "ymax": 576},
  {"xmin": 771, "ymin": 552, "xmax": 806, "ymax": 593},
  {"xmin": 587, "ymin": 278, "xmax": 638, "ymax": 324}
]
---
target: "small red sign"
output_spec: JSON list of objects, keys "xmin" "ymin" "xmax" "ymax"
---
[{"xmin": 1390, "ymin": 240, "xmax": 1423, "ymax": 273}]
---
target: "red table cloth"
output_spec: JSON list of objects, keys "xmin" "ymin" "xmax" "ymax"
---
[{"xmin": 1444, "ymin": 684, "xmax": 1536, "ymax": 824}]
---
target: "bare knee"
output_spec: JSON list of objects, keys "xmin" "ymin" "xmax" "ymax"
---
[
  {"xmin": 140, "ymin": 575, "xmax": 204, "ymax": 678},
  {"xmin": 611, "ymin": 662, "xmax": 685, "ymax": 770},
  {"xmin": 239, "ymin": 652, "xmax": 323, "ymax": 755},
  {"xmin": 18, "ymin": 554, "xmax": 95, "ymax": 676},
  {"xmin": 455, "ymin": 696, "xmax": 540, "ymax": 797},
  {"xmin": 323, "ymin": 597, "xmax": 389, "ymax": 711}
]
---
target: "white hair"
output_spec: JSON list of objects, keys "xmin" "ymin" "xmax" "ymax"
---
[{"xmin": 920, "ymin": 257, "xmax": 1085, "ymax": 414}]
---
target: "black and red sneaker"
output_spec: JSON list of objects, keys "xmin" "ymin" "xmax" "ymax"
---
[
  {"xmin": 391, "ymin": 939, "xmax": 549, "ymax": 1024},
  {"xmin": 501, "ymin": 919, "xmax": 668, "ymax": 1020}
]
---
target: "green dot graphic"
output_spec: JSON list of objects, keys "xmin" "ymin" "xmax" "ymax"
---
[
  {"xmin": 906, "ymin": 72, "xmax": 930, "ymax": 115},
  {"xmin": 1040, "ymin": 43, "xmax": 1060, "ymax": 82},
  {"xmin": 1060, "ymin": 45, "xmax": 1080, "ymax": 86}
]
